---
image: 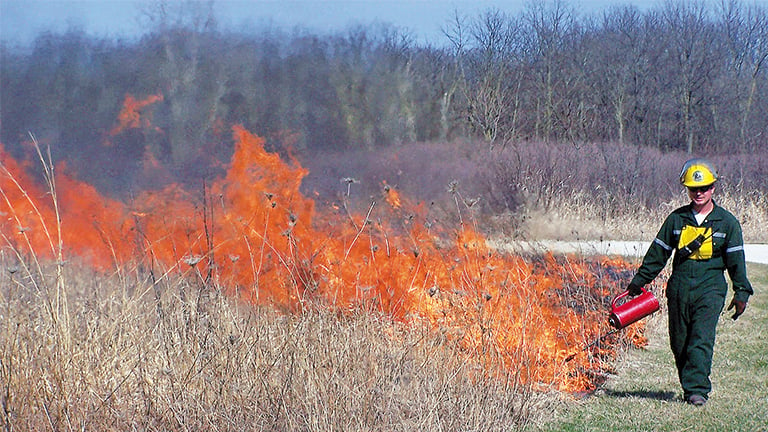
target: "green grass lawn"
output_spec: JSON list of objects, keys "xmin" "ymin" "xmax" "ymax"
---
[{"xmin": 525, "ymin": 264, "xmax": 768, "ymax": 432}]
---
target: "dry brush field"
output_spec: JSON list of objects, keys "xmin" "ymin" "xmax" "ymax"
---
[{"xmin": 2, "ymin": 133, "xmax": 767, "ymax": 431}]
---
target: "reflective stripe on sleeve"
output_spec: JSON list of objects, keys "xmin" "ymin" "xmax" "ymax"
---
[
  {"xmin": 726, "ymin": 245, "xmax": 744, "ymax": 254},
  {"xmin": 654, "ymin": 238, "xmax": 673, "ymax": 251}
]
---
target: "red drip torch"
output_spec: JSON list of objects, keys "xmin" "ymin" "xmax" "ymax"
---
[
  {"xmin": 564, "ymin": 287, "xmax": 660, "ymax": 362},
  {"xmin": 608, "ymin": 287, "xmax": 660, "ymax": 329}
]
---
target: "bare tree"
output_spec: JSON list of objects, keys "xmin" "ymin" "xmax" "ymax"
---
[
  {"xmin": 718, "ymin": 0, "xmax": 768, "ymax": 152},
  {"xmin": 594, "ymin": 6, "xmax": 649, "ymax": 145},
  {"xmin": 138, "ymin": 0, "xmax": 221, "ymax": 169},
  {"xmin": 660, "ymin": 0, "xmax": 721, "ymax": 154},
  {"xmin": 521, "ymin": 0, "xmax": 579, "ymax": 142},
  {"xmin": 441, "ymin": 10, "xmax": 470, "ymax": 142},
  {"xmin": 460, "ymin": 9, "xmax": 522, "ymax": 146}
]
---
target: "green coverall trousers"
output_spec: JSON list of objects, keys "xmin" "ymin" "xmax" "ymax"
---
[{"xmin": 666, "ymin": 281, "xmax": 727, "ymax": 399}]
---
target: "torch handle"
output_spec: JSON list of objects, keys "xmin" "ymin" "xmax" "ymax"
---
[{"xmin": 611, "ymin": 287, "xmax": 647, "ymax": 309}]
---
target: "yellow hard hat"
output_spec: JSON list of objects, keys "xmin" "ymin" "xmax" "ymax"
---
[{"xmin": 680, "ymin": 158, "xmax": 718, "ymax": 187}]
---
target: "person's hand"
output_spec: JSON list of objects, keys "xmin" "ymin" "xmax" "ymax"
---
[
  {"xmin": 627, "ymin": 282, "xmax": 643, "ymax": 296},
  {"xmin": 727, "ymin": 298, "xmax": 747, "ymax": 320}
]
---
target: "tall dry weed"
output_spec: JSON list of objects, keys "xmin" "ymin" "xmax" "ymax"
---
[{"xmin": 1, "ymin": 258, "xmax": 552, "ymax": 431}]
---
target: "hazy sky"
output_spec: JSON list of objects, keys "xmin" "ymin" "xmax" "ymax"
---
[{"xmin": 2, "ymin": 0, "xmax": 658, "ymax": 48}]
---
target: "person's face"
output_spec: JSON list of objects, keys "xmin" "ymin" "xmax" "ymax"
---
[{"xmin": 687, "ymin": 184, "xmax": 714, "ymax": 207}]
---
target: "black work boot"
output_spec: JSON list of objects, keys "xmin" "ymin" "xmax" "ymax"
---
[{"xmin": 686, "ymin": 394, "xmax": 707, "ymax": 406}]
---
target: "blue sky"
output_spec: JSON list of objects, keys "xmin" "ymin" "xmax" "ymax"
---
[{"xmin": 2, "ymin": 0, "xmax": 656, "ymax": 48}]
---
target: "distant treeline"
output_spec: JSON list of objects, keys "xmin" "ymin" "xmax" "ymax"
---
[{"xmin": 1, "ymin": 0, "xmax": 767, "ymax": 193}]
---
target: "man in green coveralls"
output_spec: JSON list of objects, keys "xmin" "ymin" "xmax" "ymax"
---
[{"xmin": 626, "ymin": 158, "xmax": 753, "ymax": 406}]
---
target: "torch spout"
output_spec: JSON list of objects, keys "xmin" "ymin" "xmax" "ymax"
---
[{"xmin": 564, "ymin": 327, "xmax": 622, "ymax": 362}]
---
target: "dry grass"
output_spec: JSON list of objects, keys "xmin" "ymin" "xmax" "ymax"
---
[
  {"xmin": 0, "ymin": 259, "xmax": 553, "ymax": 431},
  {"xmin": 712, "ymin": 190, "xmax": 768, "ymax": 243},
  {"xmin": 519, "ymin": 188, "xmax": 768, "ymax": 244}
]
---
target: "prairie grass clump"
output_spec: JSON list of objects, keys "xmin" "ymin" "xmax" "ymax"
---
[{"xmin": 1, "ymin": 258, "xmax": 553, "ymax": 431}]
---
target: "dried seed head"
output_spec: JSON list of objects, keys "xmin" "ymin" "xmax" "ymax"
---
[
  {"xmin": 465, "ymin": 197, "xmax": 480, "ymax": 207},
  {"xmin": 183, "ymin": 255, "xmax": 203, "ymax": 266}
]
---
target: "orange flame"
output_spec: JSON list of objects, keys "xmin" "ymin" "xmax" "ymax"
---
[
  {"xmin": 383, "ymin": 181, "xmax": 401, "ymax": 208},
  {"xmin": 108, "ymin": 93, "xmax": 164, "ymax": 137},
  {"xmin": 0, "ymin": 125, "xmax": 642, "ymax": 393}
]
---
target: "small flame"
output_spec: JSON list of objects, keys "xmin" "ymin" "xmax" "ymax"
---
[
  {"xmin": 108, "ymin": 93, "xmax": 164, "ymax": 137},
  {"xmin": 383, "ymin": 182, "xmax": 401, "ymax": 209}
]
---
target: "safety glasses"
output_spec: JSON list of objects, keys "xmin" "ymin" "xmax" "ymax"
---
[{"xmin": 687, "ymin": 184, "xmax": 713, "ymax": 193}]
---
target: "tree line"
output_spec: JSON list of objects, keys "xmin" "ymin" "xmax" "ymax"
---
[{"xmin": 1, "ymin": 0, "xmax": 767, "ymax": 194}]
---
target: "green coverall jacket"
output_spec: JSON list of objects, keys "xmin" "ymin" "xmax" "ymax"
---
[
  {"xmin": 629, "ymin": 201, "xmax": 753, "ymax": 399},
  {"xmin": 629, "ymin": 202, "xmax": 753, "ymax": 303}
]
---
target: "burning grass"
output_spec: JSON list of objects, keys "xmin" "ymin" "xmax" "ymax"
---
[{"xmin": 0, "ymin": 127, "xmax": 649, "ymax": 430}]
